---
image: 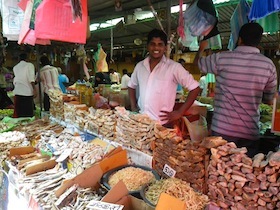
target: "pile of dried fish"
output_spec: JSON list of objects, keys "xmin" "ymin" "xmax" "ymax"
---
[
  {"xmin": 115, "ymin": 107, "xmax": 155, "ymax": 155},
  {"xmin": 14, "ymin": 119, "xmax": 64, "ymax": 141},
  {"xmin": 49, "ymin": 89, "xmax": 64, "ymax": 120},
  {"xmin": 0, "ymin": 131, "xmax": 29, "ymax": 164},
  {"xmin": 36, "ymin": 129, "xmax": 106, "ymax": 171},
  {"xmin": 85, "ymin": 108, "xmax": 116, "ymax": 140}
]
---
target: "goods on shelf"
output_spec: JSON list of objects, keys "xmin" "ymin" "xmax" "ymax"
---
[
  {"xmin": 143, "ymin": 178, "xmax": 209, "ymax": 209},
  {"xmin": 0, "ymin": 131, "xmax": 29, "ymax": 164},
  {"xmin": 49, "ymin": 89, "xmax": 64, "ymax": 120},
  {"xmin": 0, "ymin": 109, "xmax": 13, "ymax": 120},
  {"xmin": 102, "ymin": 165, "xmax": 159, "ymax": 192},
  {"xmin": 86, "ymin": 108, "xmax": 117, "ymax": 140},
  {"xmin": 115, "ymin": 107, "xmax": 156, "ymax": 155},
  {"xmin": 208, "ymin": 142, "xmax": 280, "ymax": 209},
  {"xmin": 153, "ymin": 123, "xmax": 210, "ymax": 193},
  {"xmin": 14, "ymin": 118, "xmax": 64, "ymax": 141}
]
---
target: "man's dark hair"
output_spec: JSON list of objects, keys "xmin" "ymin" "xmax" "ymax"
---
[
  {"xmin": 40, "ymin": 55, "xmax": 50, "ymax": 66},
  {"xmin": 239, "ymin": 22, "xmax": 263, "ymax": 47},
  {"xmin": 178, "ymin": 58, "xmax": 186, "ymax": 65},
  {"xmin": 147, "ymin": 29, "xmax": 167, "ymax": 45},
  {"xmin": 19, "ymin": 53, "xmax": 27, "ymax": 61},
  {"xmin": 122, "ymin": 69, "xmax": 128, "ymax": 75}
]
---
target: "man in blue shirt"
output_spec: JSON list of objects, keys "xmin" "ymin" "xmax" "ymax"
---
[{"xmin": 57, "ymin": 67, "xmax": 69, "ymax": 94}]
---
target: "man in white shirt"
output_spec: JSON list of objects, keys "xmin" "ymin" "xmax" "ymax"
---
[
  {"xmin": 199, "ymin": 74, "xmax": 207, "ymax": 97},
  {"xmin": 39, "ymin": 55, "xmax": 61, "ymax": 111},
  {"xmin": 121, "ymin": 69, "xmax": 130, "ymax": 90},
  {"xmin": 13, "ymin": 53, "xmax": 37, "ymax": 117},
  {"xmin": 128, "ymin": 29, "xmax": 200, "ymax": 125}
]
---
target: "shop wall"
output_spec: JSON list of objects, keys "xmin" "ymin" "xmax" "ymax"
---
[{"xmin": 109, "ymin": 61, "xmax": 136, "ymax": 76}]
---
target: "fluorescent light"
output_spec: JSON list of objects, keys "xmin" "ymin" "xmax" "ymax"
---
[
  {"xmin": 171, "ymin": 4, "xmax": 187, "ymax": 13},
  {"xmin": 213, "ymin": 0, "xmax": 230, "ymax": 4}
]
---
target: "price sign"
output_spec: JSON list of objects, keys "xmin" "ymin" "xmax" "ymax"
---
[
  {"xmin": 163, "ymin": 164, "xmax": 176, "ymax": 177},
  {"xmin": 87, "ymin": 200, "xmax": 124, "ymax": 210}
]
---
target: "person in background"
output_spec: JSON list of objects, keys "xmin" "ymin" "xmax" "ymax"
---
[
  {"xmin": 0, "ymin": 56, "xmax": 13, "ymax": 109},
  {"xmin": 57, "ymin": 67, "xmax": 69, "ymax": 94},
  {"xmin": 121, "ymin": 69, "xmax": 130, "ymax": 90},
  {"xmin": 128, "ymin": 29, "xmax": 200, "ymax": 126},
  {"xmin": 176, "ymin": 58, "xmax": 186, "ymax": 95},
  {"xmin": 196, "ymin": 22, "xmax": 277, "ymax": 157},
  {"xmin": 199, "ymin": 73, "xmax": 207, "ymax": 97},
  {"xmin": 13, "ymin": 53, "xmax": 36, "ymax": 117},
  {"xmin": 109, "ymin": 68, "xmax": 120, "ymax": 84},
  {"xmin": 94, "ymin": 72, "xmax": 111, "ymax": 87},
  {"xmin": 39, "ymin": 55, "xmax": 61, "ymax": 111}
]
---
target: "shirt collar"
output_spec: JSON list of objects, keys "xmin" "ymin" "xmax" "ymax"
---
[
  {"xmin": 143, "ymin": 55, "xmax": 167, "ymax": 70},
  {"xmin": 235, "ymin": 46, "xmax": 260, "ymax": 53}
]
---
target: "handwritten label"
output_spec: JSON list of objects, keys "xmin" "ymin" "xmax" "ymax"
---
[
  {"xmin": 163, "ymin": 164, "xmax": 176, "ymax": 177},
  {"xmin": 87, "ymin": 200, "xmax": 124, "ymax": 210}
]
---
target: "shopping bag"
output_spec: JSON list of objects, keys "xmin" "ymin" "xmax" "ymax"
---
[
  {"xmin": 18, "ymin": 0, "xmax": 50, "ymax": 45},
  {"xmin": 183, "ymin": 115, "xmax": 208, "ymax": 142},
  {"xmin": 184, "ymin": 0, "xmax": 217, "ymax": 37},
  {"xmin": 35, "ymin": 0, "xmax": 88, "ymax": 44}
]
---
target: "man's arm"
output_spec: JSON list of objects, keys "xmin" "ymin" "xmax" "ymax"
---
[
  {"xmin": 160, "ymin": 86, "xmax": 201, "ymax": 123},
  {"xmin": 128, "ymin": 87, "xmax": 138, "ymax": 112},
  {"xmin": 193, "ymin": 40, "xmax": 208, "ymax": 66},
  {"xmin": 31, "ymin": 82, "xmax": 37, "ymax": 98}
]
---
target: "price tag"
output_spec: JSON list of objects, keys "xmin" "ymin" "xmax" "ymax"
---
[
  {"xmin": 163, "ymin": 164, "xmax": 176, "ymax": 177},
  {"xmin": 87, "ymin": 200, "xmax": 124, "ymax": 210}
]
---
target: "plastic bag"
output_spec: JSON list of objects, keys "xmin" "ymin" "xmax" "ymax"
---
[
  {"xmin": 183, "ymin": 115, "xmax": 208, "ymax": 142},
  {"xmin": 184, "ymin": 0, "xmax": 217, "ymax": 37},
  {"xmin": 35, "ymin": 0, "xmax": 88, "ymax": 44}
]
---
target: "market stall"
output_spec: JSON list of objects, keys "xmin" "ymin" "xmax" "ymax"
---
[{"xmin": 1, "ymin": 90, "xmax": 280, "ymax": 209}]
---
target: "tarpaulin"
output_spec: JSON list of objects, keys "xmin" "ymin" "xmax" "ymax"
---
[
  {"xmin": 227, "ymin": 0, "xmax": 250, "ymax": 50},
  {"xmin": 249, "ymin": 0, "xmax": 280, "ymax": 20}
]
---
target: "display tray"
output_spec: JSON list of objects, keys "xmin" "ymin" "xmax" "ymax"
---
[
  {"xmin": 101, "ymin": 164, "xmax": 160, "ymax": 198},
  {"xmin": 140, "ymin": 183, "xmax": 157, "ymax": 208}
]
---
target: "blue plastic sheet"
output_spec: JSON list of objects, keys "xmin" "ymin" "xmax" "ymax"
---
[{"xmin": 249, "ymin": 0, "xmax": 280, "ymax": 20}]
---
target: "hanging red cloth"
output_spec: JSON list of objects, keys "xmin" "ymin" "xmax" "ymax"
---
[{"xmin": 177, "ymin": 0, "xmax": 185, "ymax": 39}]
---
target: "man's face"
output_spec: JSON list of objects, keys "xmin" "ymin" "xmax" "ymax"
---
[{"xmin": 147, "ymin": 37, "xmax": 167, "ymax": 60}]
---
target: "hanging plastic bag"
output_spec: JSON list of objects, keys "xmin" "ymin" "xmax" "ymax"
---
[
  {"xmin": 94, "ymin": 44, "xmax": 109, "ymax": 73},
  {"xmin": 207, "ymin": 34, "xmax": 222, "ymax": 50},
  {"xmin": 227, "ymin": 0, "xmax": 250, "ymax": 50},
  {"xmin": 1, "ymin": 0, "xmax": 25, "ymax": 41},
  {"xmin": 183, "ymin": 115, "xmax": 208, "ymax": 142},
  {"xmin": 184, "ymin": 0, "xmax": 217, "ymax": 37},
  {"xmin": 35, "ymin": 0, "xmax": 88, "ymax": 44}
]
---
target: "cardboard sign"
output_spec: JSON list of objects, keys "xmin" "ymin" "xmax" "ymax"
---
[
  {"xmin": 9, "ymin": 146, "xmax": 35, "ymax": 158},
  {"xmin": 155, "ymin": 193, "xmax": 186, "ymax": 210},
  {"xmin": 87, "ymin": 200, "xmax": 124, "ymax": 210},
  {"xmin": 99, "ymin": 148, "xmax": 128, "ymax": 173}
]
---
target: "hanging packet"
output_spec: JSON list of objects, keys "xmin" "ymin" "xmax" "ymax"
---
[
  {"xmin": 184, "ymin": 0, "xmax": 217, "ymax": 37},
  {"xmin": 1, "ymin": 0, "xmax": 24, "ymax": 41},
  {"xmin": 35, "ymin": 0, "xmax": 87, "ymax": 44}
]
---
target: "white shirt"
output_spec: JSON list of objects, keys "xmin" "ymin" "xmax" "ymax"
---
[
  {"xmin": 40, "ymin": 65, "xmax": 61, "ymax": 94},
  {"xmin": 13, "ymin": 61, "xmax": 35, "ymax": 96},
  {"xmin": 128, "ymin": 55, "xmax": 199, "ymax": 124},
  {"xmin": 199, "ymin": 75, "xmax": 207, "ymax": 97},
  {"xmin": 121, "ymin": 74, "xmax": 130, "ymax": 89}
]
